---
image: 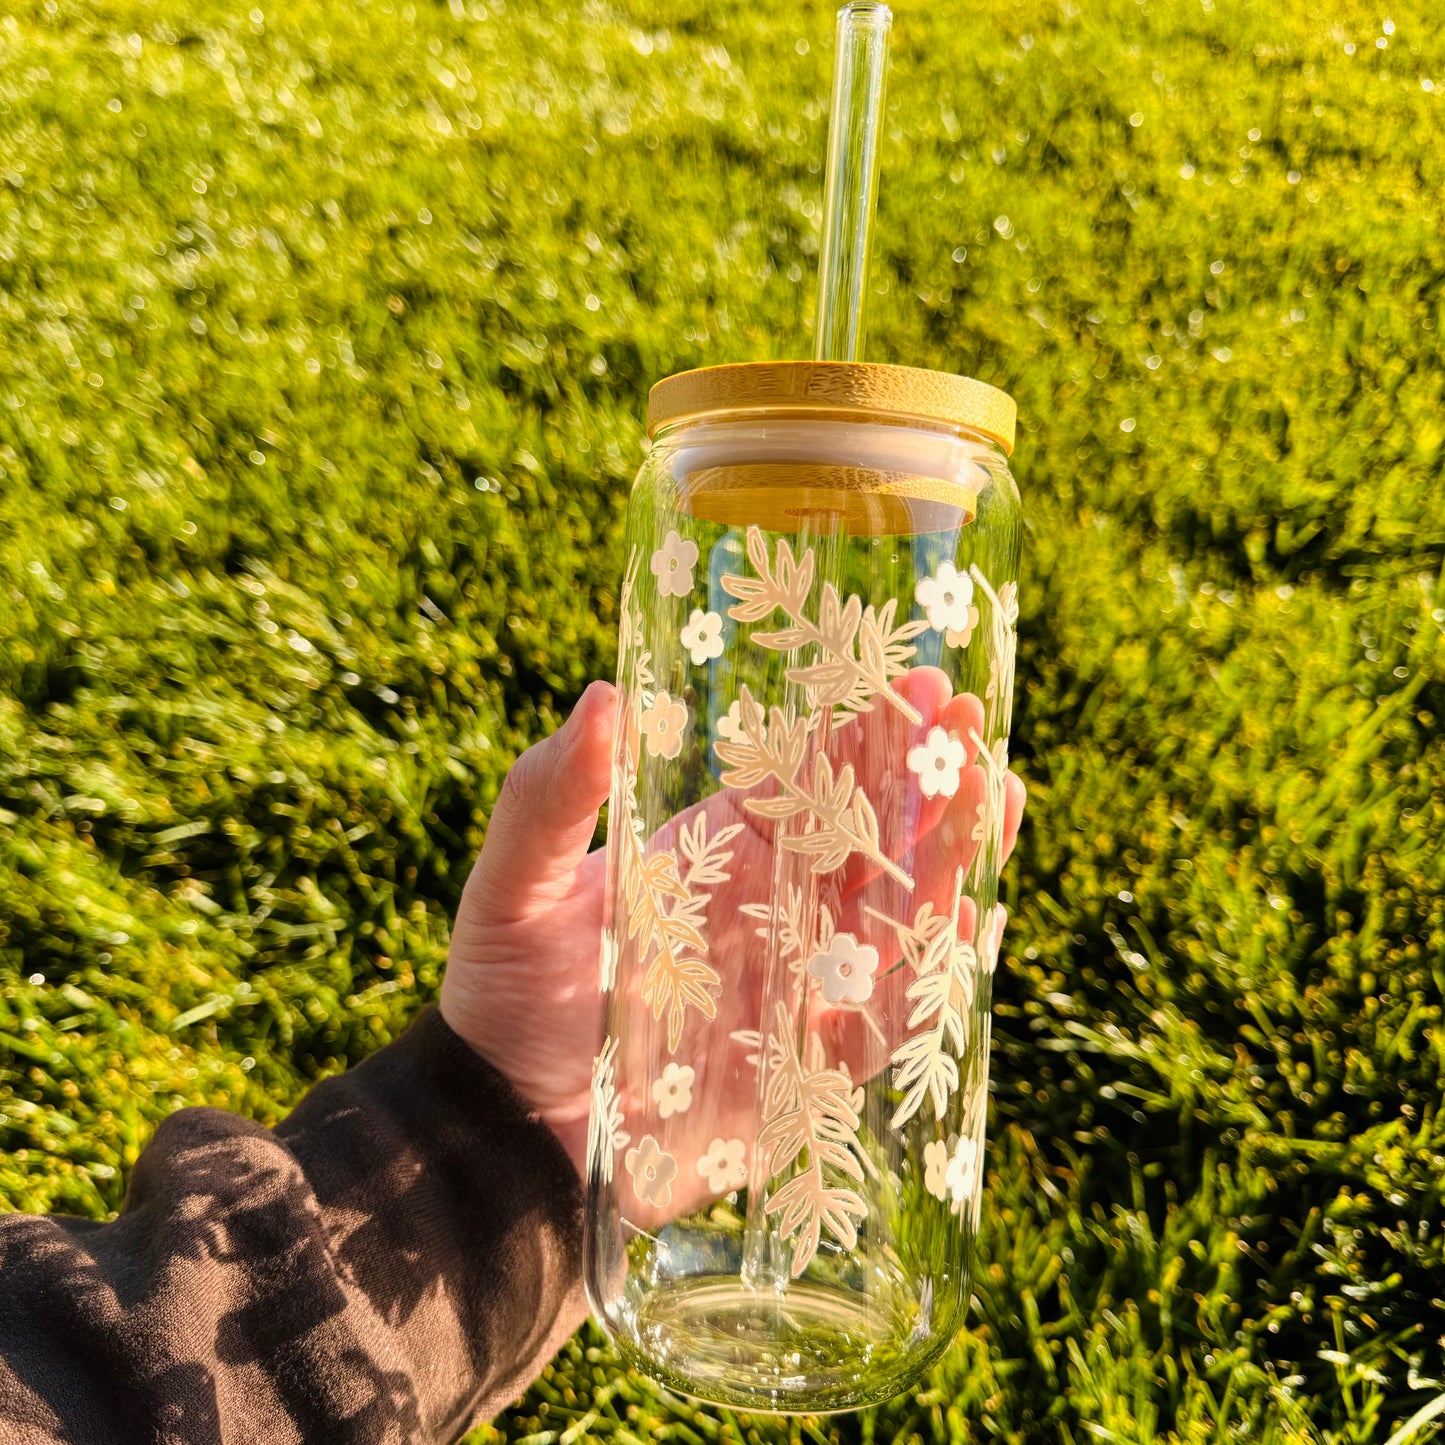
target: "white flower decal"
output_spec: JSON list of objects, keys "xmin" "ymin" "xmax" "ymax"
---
[
  {"xmin": 697, "ymin": 1136, "xmax": 748, "ymax": 1193},
  {"xmin": 651, "ymin": 1061, "xmax": 695, "ymax": 1119},
  {"xmin": 806, "ymin": 932, "xmax": 879, "ymax": 1005},
  {"xmin": 679, "ymin": 607, "xmax": 725, "ymax": 665},
  {"xmin": 640, "ymin": 690, "xmax": 688, "ymax": 760},
  {"xmin": 907, "ymin": 726, "xmax": 967, "ymax": 799},
  {"xmin": 625, "ymin": 1134, "xmax": 678, "ymax": 1208},
  {"xmin": 715, "ymin": 699, "xmax": 743, "ymax": 746},
  {"xmin": 915, "ymin": 561, "xmax": 978, "ymax": 646},
  {"xmin": 945, "ymin": 1132, "xmax": 983, "ymax": 1227},
  {"xmin": 922, "ymin": 1138, "xmax": 950, "ymax": 1200},
  {"xmin": 650, "ymin": 529, "xmax": 699, "ymax": 598}
]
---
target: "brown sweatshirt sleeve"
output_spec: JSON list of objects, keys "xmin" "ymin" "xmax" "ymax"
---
[{"xmin": 0, "ymin": 1007, "xmax": 588, "ymax": 1445}]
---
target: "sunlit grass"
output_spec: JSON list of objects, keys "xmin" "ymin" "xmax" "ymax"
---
[{"xmin": 1, "ymin": 0, "xmax": 1443, "ymax": 1439}]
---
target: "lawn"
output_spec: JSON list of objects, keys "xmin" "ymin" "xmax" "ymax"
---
[{"xmin": 1, "ymin": 0, "xmax": 1444, "ymax": 1439}]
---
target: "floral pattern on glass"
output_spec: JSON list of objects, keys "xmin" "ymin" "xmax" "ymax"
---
[
  {"xmin": 806, "ymin": 932, "xmax": 879, "ymax": 1005},
  {"xmin": 680, "ymin": 608, "xmax": 725, "ymax": 665},
  {"xmin": 697, "ymin": 1136, "xmax": 748, "ymax": 1194},
  {"xmin": 640, "ymin": 690, "xmax": 688, "ymax": 761},
  {"xmin": 979, "ymin": 903, "xmax": 1007, "ymax": 977},
  {"xmin": 923, "ymin": 1137, "xmax": 950, "ymax": 1201},
  {"xmin": 650, "ymin": 529, "xmax": 699, "ymax": 598},
  {"xmin": 882, "ymin": 875, "xmax": 981, "ymax": 1130},
  {"xmin": 606, "ymin": 529, "xmax": 1016, "ymax": 1274},
  {"xmin": 967, "ymin": 730, "xmax": 1011, "ymax": 884},
  {"xmin": 627, "ymin": 850, "xmax": 716, "ymax": 1053},
  {"xmin": 971, "ymin": 565, "xmax": 1019, "ymax": 737},
  {"xmin": 723, "ymin": 526, "xmax": 927, "ymax": 725},
  {"xmin": 622, "ymin": 813, "xmax": 744, "ymax": 1055},
  {"xmin": 611, "ymin": 551, "xmax": 735, "ymax": 1053},
  {"xmin": 652, "ymin": 1061, "xmax": 695, "ymax": 1119},
  {"xmin": 715, "ymin": 686, "xmax": 912, "ymax": 890},
  {"xmin": 915, "ymin": 561, "xmax": 979, "ymax": 648},
  {"xmin": 906, "ymin": 725, "xmax": 967, "ymax": 799},
  {"xmin": 757, "ymin": 1003, "xmax": 868, "ymax": 1277},
  {"xmin": 625, "ymin": 1134, "xmax": 678, "ymax": 1209},
  {"xmin": 586, "ymin": 1037, "xmax": 629, "ymax": 1186},
  {"xmin": 715, "ymin": 698, "xmax": 743, "ymax": 746},
  {"xmin": 945, "ymin": 1132, "xmax": 982, "ymax": 1227},
  {"xmin": 741, "ymin": 886, "xmax": 836, "ymax": 999}
]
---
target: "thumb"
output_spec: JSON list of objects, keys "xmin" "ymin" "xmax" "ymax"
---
[{"xmin": 464, "ymin": 680, "xmax": 616, "ymax": 923}]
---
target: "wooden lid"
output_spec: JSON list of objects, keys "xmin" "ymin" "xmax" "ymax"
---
[{"xmin": 646, "ymin": 361, "xmax": 1016, "ymax": 454}]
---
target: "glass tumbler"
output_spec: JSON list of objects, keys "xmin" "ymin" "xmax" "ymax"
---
[{"xmin": 585, "ymin": 361, "xmax": 1020, "ymax": 1412}]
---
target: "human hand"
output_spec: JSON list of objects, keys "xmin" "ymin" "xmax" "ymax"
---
[
  {"xmin": 441, "ymin": 680, "xmax": 618, "ymax": 1177},
  {"xmin": 440, "ymin": 674, "xmax": 1026, "ymax": 1184}
]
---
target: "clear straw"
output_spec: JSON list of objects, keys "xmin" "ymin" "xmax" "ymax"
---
[
  {"xmin": 812, "ymin": 1, "xmax": 893, "ymax": 363},
  {"xmin": 741, "ymin": 2, "xmax": 894, "ymax": 1301}
]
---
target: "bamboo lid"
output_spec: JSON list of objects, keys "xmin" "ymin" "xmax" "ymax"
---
[{"xmin": 646, "ymin": 360, "xmax": 1016, "ymax": 455}]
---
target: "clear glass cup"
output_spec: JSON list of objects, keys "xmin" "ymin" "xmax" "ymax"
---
[{"xmin": 585, "ymin": 361, "xmax": 1020, "ymax": 1413}]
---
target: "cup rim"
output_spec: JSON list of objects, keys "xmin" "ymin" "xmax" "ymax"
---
[{"xmin": 645, "ymin": 360, "xmax": 1016, "ymax": 455}]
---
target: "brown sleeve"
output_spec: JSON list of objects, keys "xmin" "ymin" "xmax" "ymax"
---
[{"xmin": 0, "ymin": 1007, "xmax": 587, "ymax": 1445}]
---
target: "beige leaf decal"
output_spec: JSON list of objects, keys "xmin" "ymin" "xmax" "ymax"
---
[
  {"xmin": 715, "ymin": 688, "xmax": 913, "ymax": 890},
  {"xmin": 756, "ymin": 1002, "xmax": 869, "ymax": 1276},
  {"xmin": 722, "ymin": 526, "xmax": 924, "ymax": 724}
]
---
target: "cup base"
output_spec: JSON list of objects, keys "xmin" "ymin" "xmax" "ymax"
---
[{"xmin": 605, "ymin": 1275, "xmax": 946, "ymax": 1415}]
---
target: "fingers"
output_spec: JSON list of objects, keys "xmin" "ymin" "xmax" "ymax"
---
[
  {"xmin": 829, "ymin": 668, "xmax": 958, "ymax": 895},
  {"xmin": 834, "ymin": 683, "xmax": 984, "ymax": 900},
  {"xmin": 1002, "ymin": 771, "xmax": 1026, "ymax": 863},
  {"xmin": 462, "ymin": 680, "xmax": 617, "ymax": 924}
]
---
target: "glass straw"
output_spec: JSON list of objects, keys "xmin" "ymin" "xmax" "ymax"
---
[
  {"xmin": 813, "ymin": 2, "xmax": 893, "ymax": 363},
  {"xmin": 741, "ymin": 2, "xmax": 894, "ymax": 1302}
]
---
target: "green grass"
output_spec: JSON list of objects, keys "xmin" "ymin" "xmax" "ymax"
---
[{"xmin": 2, "ymin": 0, "xmax": 1444, "ymax": 1439}]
